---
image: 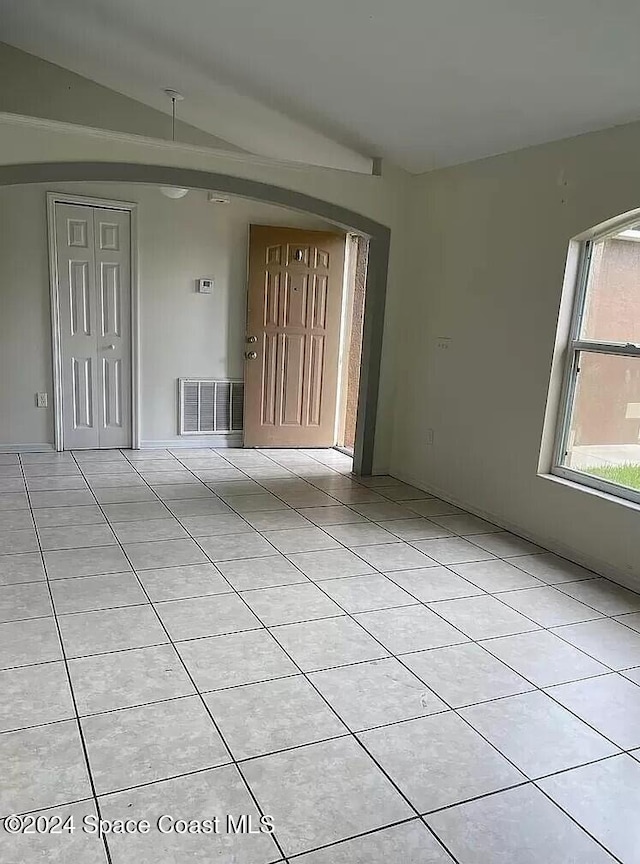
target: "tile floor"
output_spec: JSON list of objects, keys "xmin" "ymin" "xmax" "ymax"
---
[{"xmin": 1, "ymin": 446, "xmax": 640, "ymax": 863}]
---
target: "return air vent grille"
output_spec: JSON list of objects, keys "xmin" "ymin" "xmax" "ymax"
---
[{"xmin": 178, "ymin": 379, "xmax": 244, "ymax": 434}]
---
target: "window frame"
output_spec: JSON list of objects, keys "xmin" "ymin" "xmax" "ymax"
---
[{"xmin": 552, "ymin": 223, "xmax": 640, "ymax": 507}]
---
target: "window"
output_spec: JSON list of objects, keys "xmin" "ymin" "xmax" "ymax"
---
[{"xmin": 554, "ymin": 219, "xmax": 640, "ymax": 505}]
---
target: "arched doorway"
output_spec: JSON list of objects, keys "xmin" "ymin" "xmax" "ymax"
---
[{"xmin": 0, "ymin": 161, "xmax": 391, "ymax": 475}]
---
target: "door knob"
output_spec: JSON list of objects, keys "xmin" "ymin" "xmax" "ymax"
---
[
  {"xmin": 247, "ymin": 335, "xmax": 257, "ymax": 343},
  {"xmin": 103, "ymin": 344, "xmax": 116, "ymax": 351},
  {"xmin": 245, "ymin": 351, "xmax": 258, "ymax": 360}
]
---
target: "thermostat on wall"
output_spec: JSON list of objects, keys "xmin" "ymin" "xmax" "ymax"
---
[{"xmin": 196, "ymin": 277, "xmax": 214, "ymax": 294}]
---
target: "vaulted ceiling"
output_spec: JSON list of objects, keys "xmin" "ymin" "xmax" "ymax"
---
[{"xmin": 4, "ymin": 0, "xmax": 640, "ymax": 173}]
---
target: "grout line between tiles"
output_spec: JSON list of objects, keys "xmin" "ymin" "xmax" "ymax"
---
[
  {"xmin": 103, "ymin": 449, "xmax": 466, "ymax": 863},
  {"xmin": 154, "ymin": 454, "xmax": 606, "ymax": 859},
  {"xmin": 2, "ymin": 446, "xmax": 639, "ymax": 863},
  {"xmin": 16, "ymin": 453, "xmax": 113, "ymax": 864},
  {"xmin": 70, "ymin": 450, "xmax": 290, "ymax": 864}
]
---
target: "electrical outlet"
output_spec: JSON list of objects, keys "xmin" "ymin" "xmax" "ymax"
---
[
  {"xmin": 426, "ymin": 428, "xmax": 434, "ymax": 445},
  {"xmin": 36, "ymin": 393, "xmax": 48, "ymax": 408}
]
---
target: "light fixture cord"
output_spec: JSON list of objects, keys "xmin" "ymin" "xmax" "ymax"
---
[{"xmin": 171, "ymin": 97, "xmax": 176, "ymax": 142}]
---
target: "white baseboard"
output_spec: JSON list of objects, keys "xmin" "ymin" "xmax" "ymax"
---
[
  {"xmin": 390, "ymin": 468, "xmax": 640, "ymax": 594},
  {"xmin": 140, "ymin": 434, "xmax": 243, "ymax": 449},
  {"xmin": 0, "ymin": 443, "xmax": 55, "ymax": 453},
  {"xmin": 0, "ymin": 438, "xmax": 244, "ymax": 453}
]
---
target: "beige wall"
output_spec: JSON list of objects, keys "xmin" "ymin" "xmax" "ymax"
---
[
  {"xmin": 391, "ymin": 120, "xmax": 640, "ymax": 588},
  {"xmin": 0, "ymin": 188, "xmax": 52, "ymax": 447},
  {"xmin": 0, "ymin": 181, "xmax": 336, "ymax": 448}
]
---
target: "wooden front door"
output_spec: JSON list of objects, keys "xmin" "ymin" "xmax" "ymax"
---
[{"xmin": 244, "ymin": 226, "xmax": 346, "ymax": 447}]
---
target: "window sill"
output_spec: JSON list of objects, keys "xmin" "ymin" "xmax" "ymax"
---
[{"xmin": 538, "ymin": 470, "xmax": 640, "ymax": 513}]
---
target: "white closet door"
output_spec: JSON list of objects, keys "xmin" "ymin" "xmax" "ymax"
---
[
  {"xmin": 56, "ymin": 204, "xmax": 100, "ymax": 449},
  {"xmin": 55, "ymin": 203, "xmax": 131, "ymax": 449},
  {"xmin": 93, "ymin": 207, "xmax": 131, "ymax": 448}
]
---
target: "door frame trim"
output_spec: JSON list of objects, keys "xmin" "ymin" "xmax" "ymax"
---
[
  {"xmin": 46, "ymin": 192, "xmax": 140, "ymax": 451},
  {"xmin": 6, "ymin": 163, "xmax": 391, "ymax": 474}
]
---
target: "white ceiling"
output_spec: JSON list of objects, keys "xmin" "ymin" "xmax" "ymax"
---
[{"xmin": 4, "ymin": 0, "xmax": 640, "ymax": 173}]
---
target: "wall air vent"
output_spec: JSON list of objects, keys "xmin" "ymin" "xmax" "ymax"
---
[{"xmin": 178, "ymin": 379, "xmax": 244, "ymax": 434}]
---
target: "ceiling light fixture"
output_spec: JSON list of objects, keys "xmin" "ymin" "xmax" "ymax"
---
[
  {"xmin": 160, "ymin": 88, "xmax": 189, "ymax": 200},
  {"xmin": 160, "ymin": 186, "xmax": 189, "ymax": 199}
]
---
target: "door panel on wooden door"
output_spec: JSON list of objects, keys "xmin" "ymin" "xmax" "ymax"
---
[
  {"xmin": 244, "ymin": 226, "xmax": 346, "ymax": 447},
  {"xmin": 55, "ymin": 204, "xmax": 131, "ymax": 449}
]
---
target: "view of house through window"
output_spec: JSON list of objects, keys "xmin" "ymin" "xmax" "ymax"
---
[{"xmin": 556, "ymin": 223, "xmax": 640, "ymax": 500}]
